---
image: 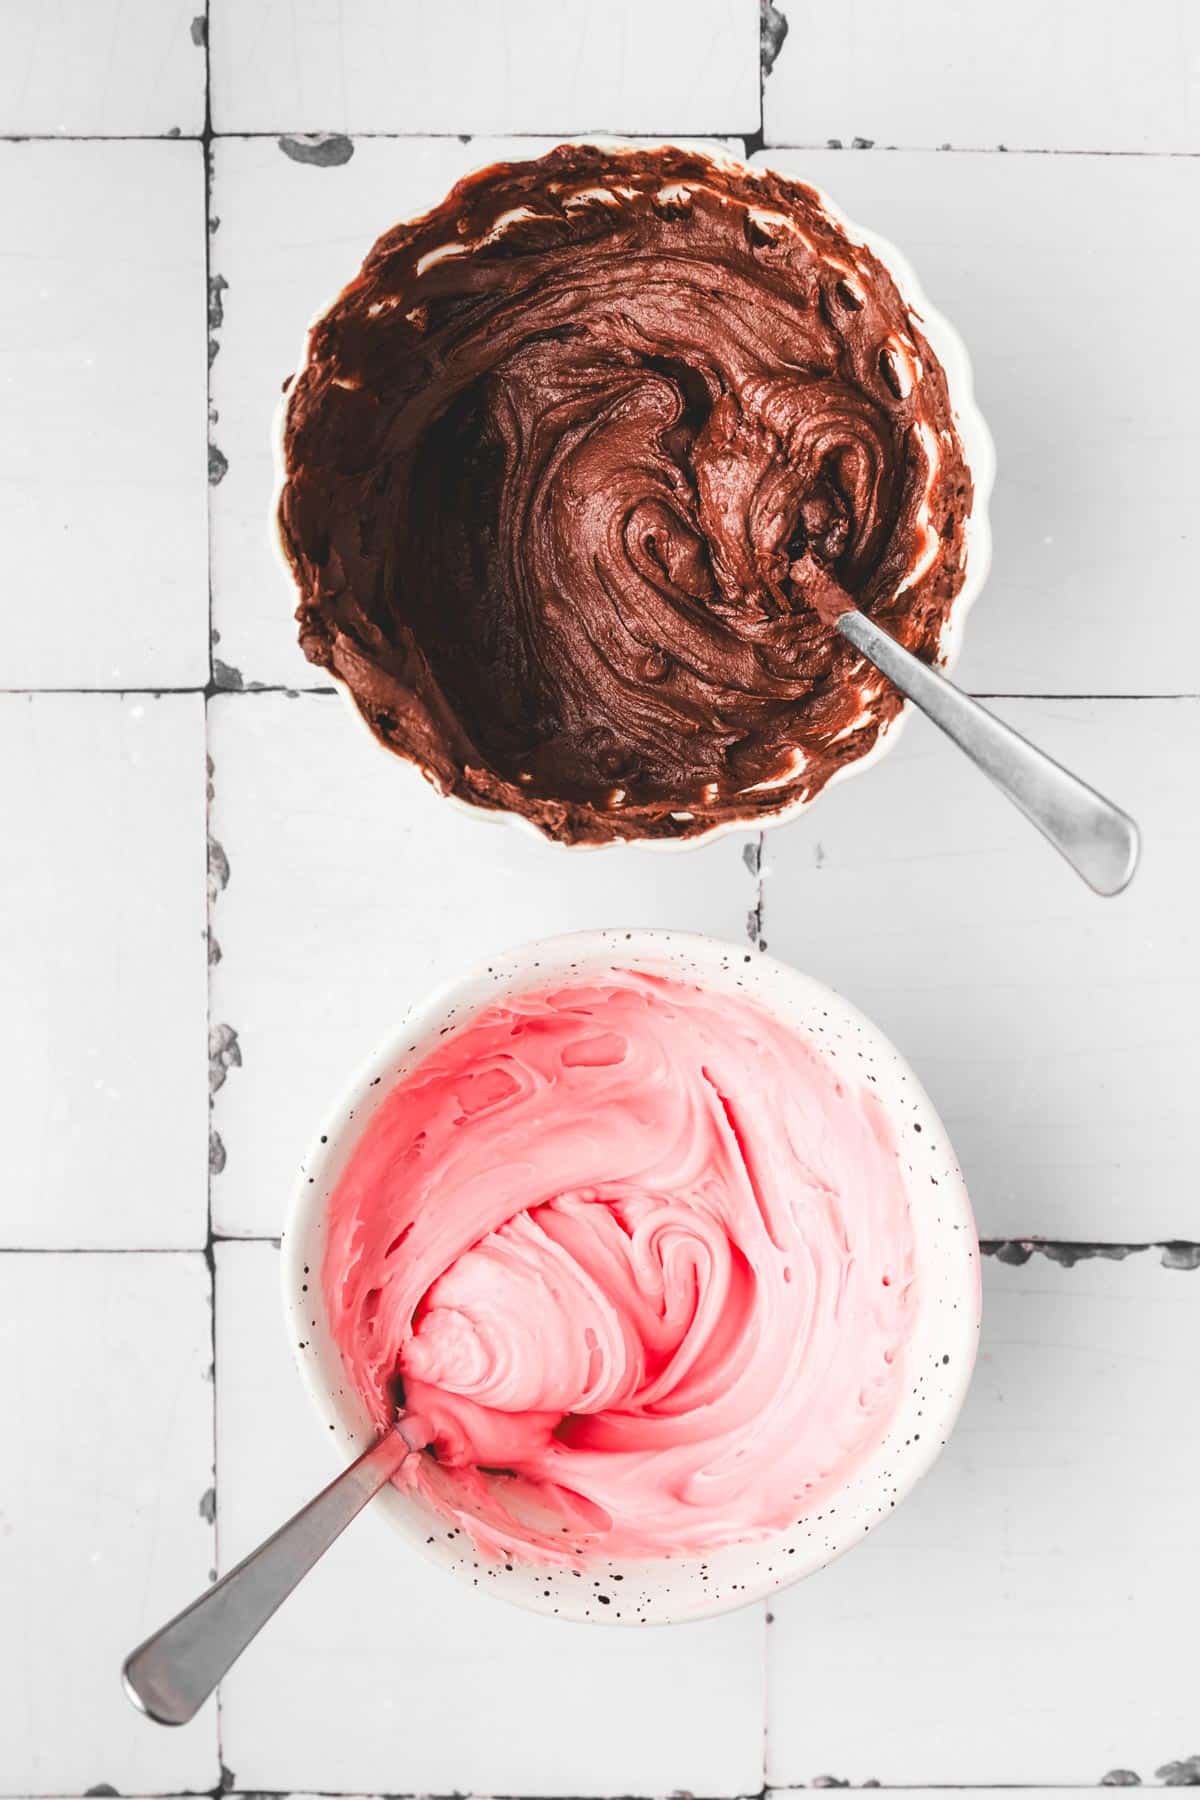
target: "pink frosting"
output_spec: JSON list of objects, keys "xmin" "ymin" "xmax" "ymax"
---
[{"xmin": 323, "ymin": 971, "xmax": 917, "ymax": 1563}]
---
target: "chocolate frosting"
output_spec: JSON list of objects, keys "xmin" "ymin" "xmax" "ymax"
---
[{"xmin": 280, "ymin": 145, "xmax": 973, "ymax": 844}]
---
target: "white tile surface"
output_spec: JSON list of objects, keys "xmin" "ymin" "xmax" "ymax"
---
[
  {"xmin": 763, "ymin": 0, "xmax": 1200, "ymax": 152},
  {"xmin": 0, "ymin": 695, "xmax": 208, "ymax": 1248},
  {"xmin": 0, "ymin": 142, "xmax": 209, "ymax": 688},
  {"xmin": 766, "ymin": 1251, "xmax": 1200, "ymax": 1784},
  {"xmin": 751, "ymin": 149, "xmax": 1200, "ymax": 697},
  {"xmin": 0, "ymin": 0, "xmax": 206, "ymax": 137},
  {"xmin": 210, "ymin": 0, "xmax": 758, "ymax": 135},
  {"xmin": 216, "ymin": 1239, "xmax": 765, "ymax": 1795},
  {"xmin": 0, "ymin": 1252, "xmax": 216, "ymax": 1792},
  {"xmin": 756, "ymin": 698, "xmax": 1198, "ymax": 1243},
  {"xmin": 207, "ymin": 692, "xmax": 759, "ymax": 1236}
]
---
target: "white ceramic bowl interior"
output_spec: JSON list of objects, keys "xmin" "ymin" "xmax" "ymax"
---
[
  {"xmin": 282, "ymin": 929, "xmax": 981, "ymax": 1625},
  {"xmin": 270, "ymin": 139, "xmax": 995, "ymax": 856}
]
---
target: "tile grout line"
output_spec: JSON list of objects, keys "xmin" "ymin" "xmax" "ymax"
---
[
  {"xmin": 760, "ymin": 142, "xmax": 1200, "ymax": 159},
  {"xmin": 2, "ymin": 1237, "xmax": 1195, "ymax": 1259},
  {"xmin": 1, "ymin": 130, "xmax": 1199, "ymax": 158},
  {"xmin": 0, "ymin": 1246, "xmax": 211, "ymax": 1254},
  {"xmin": 199, "ymin": 2, "xmax": 231, "ymax": 1785},
  {"xmin": 5, "ymin": 1785, "xmax": 1196, "ymax": 1798},
  {"xmin": 0, "ymin": 685, "xmax": 337, "ymax": 696},
  {"xmin": 756, "ymin": 830, "xmax": 767, "ymax": 952},
  {"xmin": 745, "ymin": 832, "xmax": 767, "ymax": 955}
]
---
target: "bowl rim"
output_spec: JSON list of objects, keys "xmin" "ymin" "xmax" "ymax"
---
[
  {"xmin": 268, "ymin": 136, "xmax": 996, "ymax": 855},
  {"xmin": 281, "ymin": 926, "xmax": 982, "ymax": 1625}
]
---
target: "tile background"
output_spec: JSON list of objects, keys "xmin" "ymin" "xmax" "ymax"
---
[{"xmin": 0, "ymin": 1, "xmax": 1195, "ymax": 1794}]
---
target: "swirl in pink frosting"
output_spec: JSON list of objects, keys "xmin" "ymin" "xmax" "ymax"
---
[{"xmin": 324, "ymin": 972, "xmax": 917, "ymax": 1563}]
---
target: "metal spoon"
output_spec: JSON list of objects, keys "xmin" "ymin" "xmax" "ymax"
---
[
  {"xmin": 123, "ymin": 1418, "xmax": 426, "ymax": 1726},
  {"xmin": 834, "ymin": 606, "xmax": 1140, "ymax": 896}
]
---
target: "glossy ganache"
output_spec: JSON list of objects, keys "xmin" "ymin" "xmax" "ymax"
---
[{"xmin": 280, "ymin": 144, "xmax": 972, "ymax": 842}]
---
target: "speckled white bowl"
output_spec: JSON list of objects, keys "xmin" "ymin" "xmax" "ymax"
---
[
  {"xmin": 282, "ymin": 928, "xmax": 980, "ymax": 1625},
  {"xmin": 271, "ymin": 139, "xmax": 995, "ymax": 854}
]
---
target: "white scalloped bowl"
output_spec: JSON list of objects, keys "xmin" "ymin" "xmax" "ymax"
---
[
  {"xmin": 282, "ymin": 928, "xmax": 981, "ymax": 1625},
  {"xmin": 271, "ymin": 139, "xmax": 995, "ymax": 854}
]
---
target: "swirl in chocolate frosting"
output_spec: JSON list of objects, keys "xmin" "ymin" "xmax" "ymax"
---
[{"xmin": 280, "ymin": 145, "xmax": 973, "ymax": 843}]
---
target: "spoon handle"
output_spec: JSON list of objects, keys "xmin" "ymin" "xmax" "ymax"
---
[
  {"xmin": 836, "ymin": 609, "xmax": 1140, "ymax": 896},
  {"xmin": 123, "ymin": 1426, "xmax": 417, "ymax": 1726}
]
